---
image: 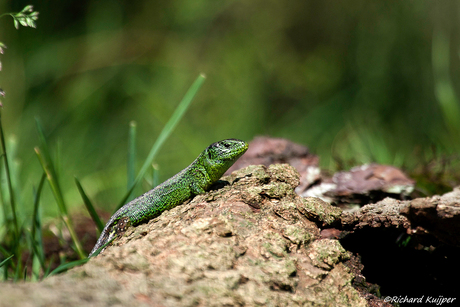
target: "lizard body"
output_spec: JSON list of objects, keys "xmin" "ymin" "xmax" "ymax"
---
[{"xmin": 89, "ymin": 138, "xmax": 248, "ymax": 257}]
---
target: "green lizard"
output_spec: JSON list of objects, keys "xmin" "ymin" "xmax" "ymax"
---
[{"xmin": 89, "ymin": 139, "xmax": 248, "ymax": 257}]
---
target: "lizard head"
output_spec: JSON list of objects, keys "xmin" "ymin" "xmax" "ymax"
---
[{"xmin": 203, "ymin": 138, "xmax": 248, "ymax": 180}]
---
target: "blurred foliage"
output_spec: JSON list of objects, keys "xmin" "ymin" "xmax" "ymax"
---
[{"xmin": 0, "ymin": 0, "xmax": 459, "ymax": 220}]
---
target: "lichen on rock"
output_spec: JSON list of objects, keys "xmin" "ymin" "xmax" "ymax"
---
[{"xmin": 0, "ymin": 164, "xmax": 367, "ymax": 307}]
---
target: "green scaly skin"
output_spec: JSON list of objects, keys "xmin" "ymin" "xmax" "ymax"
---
[{"xmin": 89, "ymin": 139, "xmax": 248, "ymax": 257}]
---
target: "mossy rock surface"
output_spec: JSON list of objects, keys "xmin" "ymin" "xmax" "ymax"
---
[{"xmin": 0, "ymin": 164, "xmax": 367, "ymax": 307}]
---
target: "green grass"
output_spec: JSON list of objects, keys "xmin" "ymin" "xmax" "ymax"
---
[
  {"xmin": 35, "ymin": 118, "xmax": 86, "ymax": 259},
  {"xmin": 0, "ymin": 74, "xmax": 205, "ymax": 280},
  {"xmin": 117, "ymin": 73, "xmax": 206, "ymax": 209}
]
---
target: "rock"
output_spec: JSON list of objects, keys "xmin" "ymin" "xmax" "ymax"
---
[
  {"xmin": 341, "ymin": 198, "xmax": 410, "ymax": 230},
  {"xmin": 0, "ymin": 164, "xmax": 369, "ymax": 307},
  {"xmin": 301, "ymin": 164, "xmax": 415, "ymax": 208},
  {"xmin": 340, "ymin": 187, "xmax": 460, "ymax": 248},
  {"xmin": 226, "ymin": 136, "xmax": 322, "ymax": 194},
  {"xmin": 226, "ymin": 137, "xmax": 415, "ymax": 208},
  {"xmin": 338, "ymin": 188, "xmax": 460, "ymax": 301},
  {"xmin": 401, "ymin": 186, "xmax": 460, "ymax": 247}
]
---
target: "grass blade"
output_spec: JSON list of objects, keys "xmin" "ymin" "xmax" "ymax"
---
[
  {"xmin": 87, "ymin": 235, "xmax": 116, "ymax": 258},
  {"xmin": 152, "ymin": 163, "xmax": 159, "ymax": 189},
  {"xmin": 28, "ymin": 234, "xmax": 45, "ymax": 280},
  {"xmin": 75, "ymin": 177, "xmax": 104, "ymax": 232},
  {"xmin": 47, "ymin": 258, "xmax": 90, "ymax": 277},
  {"xmin": 0, "ymin": 245, "xmax": 10, "ymax": 280},
  {"xmin": 0, "ymin": 254, "xmax": 13, "ymax": 267},
  {"xmin": 47, "ymin": 233, "xmax": 115, "ymax": 277},
  {"xmin": 30, "ymin": 173, "xmax": 47, "ymax": 279},
  {"xmin": 127, "ymin": 121, "xmax": 137, "ymax": 190},
  {"xmin": 432, "ymin": 29, "xmax": 460, "ymax": 138},
  {"xmin": 117, "ymin": 74, "xmax": 206, "ymax": 209},
  {"xmin": 0, "ymin": 245, "xmax": 10, "ymax": 258},
  {"xmin": 13, "ymin": 253, "xmax": 21, "ymax": 281},
  {"xmin": 34, "ymin": 119, "xmax": 86, "ymax": 259},
  {"xmin": 43, "ymin": 255, "xmax": 54, "ymax": 278},
  {"xmin": 31, "ymin": 173, "xmax": 46, "ymax": 253},
  {"xmin": 22, "ymin": 265, "xmax": 27, "ymax": 281},
  {"xmin": 34, "ymin": 120, "xmax": 66, "ymax": 214},
  {"xmin": 0, "ymin": 114, "xmax": 18, "ymax": 237}
]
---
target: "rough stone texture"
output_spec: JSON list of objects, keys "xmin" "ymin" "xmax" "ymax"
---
[
  {"xmin": 0, "ymin": 164, "xmax": 367, "ymax": 307},
  {"xmin": 340, "ymin": 187, "xmax": 460, "ymax": 248},
  {"xmin": 341, "ymin": 198, "xmax": 410, "ymax": 230},
  {"xmin": 338, "ymin": 190, "xmax": 460, "ymax": 301},
  {"xmin": 226, "ymin": 137, "xmax": 415, "ymax": 208},
  {"xmin": 344, "ymin": 255, "xmax": 392, "ymax": 307},
  {"xmin": 401, "ymin": 186, "xmax": 460, "ymax": 247},
  {"xmin": 332, "ymin": 164, "xmax": 415, "ymax": 196},
  {"xmin": 226, "ymin": 137, "xmax": 321, "ymax": 195},
  {"xmin": 300, "ymin": 164, "xmax": 415, "ymax": 208}
]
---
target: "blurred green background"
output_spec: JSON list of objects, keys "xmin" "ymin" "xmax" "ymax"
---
[{"xmin": 0, "ymin": 0, "xmax": 459, "ymax": 219}]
